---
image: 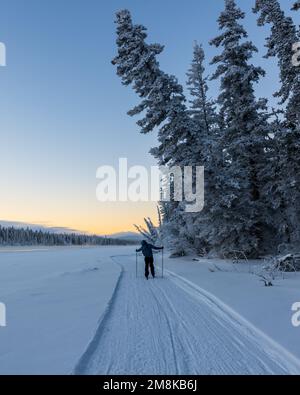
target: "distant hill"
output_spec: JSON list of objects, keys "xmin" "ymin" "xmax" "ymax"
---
[
  {"xmin": 0, "ymin": 220, "xmax": 84, "ymax": 235},
  {"xmin": 0, "ymin": 224, "xmax": 136, "ymax": 247},
  {"xmin": 0, "ymin": 221, "xmax": 142, "ymax": 243}
]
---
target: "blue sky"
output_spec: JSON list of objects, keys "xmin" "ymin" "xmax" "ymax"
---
[{"xmin": 0, "ymin": 0, "xmax": 298, "ymax": 234}]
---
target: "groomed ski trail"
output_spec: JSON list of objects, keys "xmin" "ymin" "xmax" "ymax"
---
[{"xmin": 74, "ymin": 254, "xmax": 300, "ymax": 375}]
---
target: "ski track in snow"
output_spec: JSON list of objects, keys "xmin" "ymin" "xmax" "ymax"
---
[{"xmin": 74, "ymin": 254, "xmax": 300, "ymax": 375}]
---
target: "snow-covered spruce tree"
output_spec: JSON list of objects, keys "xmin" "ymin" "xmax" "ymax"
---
[
  {"xmin": 186, "ymin": 43, "xmax": 219, "ymax": 142},
  {"xmin": 157, "ymin": 200, "xmax": 190, "ymax": 256},
  {"xmin": 164, "ymin": 43, "xmax": 232, "ymax": 257},
  {"xmin": 134, "ymin": 217, "xmax": 160, "ymax": 244},
  {"xmin": 292, "ymin": 1, "xmax": 300, "ymax": 11},
  {"xmin": 185, "ymin": 43, "xmax": 221, "ymax": 254},
  {"xmin": 112, "ymin": 10, "xmax": 196, "ymax": 167},
  {"xmin": 254, "ymin": 0, "xmax": 300, "ymax": 129},
  {"xmin": 112, "ymin": 10, "xmax": 197, "ymax": 256},
  {"xmin": 278, "ymin": 135, "xmax": 300, "ymax": 248},
  {"xmin": 254, "ymin": 0, "xmax": 300, "ymax": 247},
  {"xmin": 257, "ymin": 112, "xmax": 295, "ymax": 249},
  {"xmin": 209, "ymin": 0, "xmax": 270, "ymax": 258}
]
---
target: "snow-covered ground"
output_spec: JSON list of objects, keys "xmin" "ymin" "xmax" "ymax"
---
[
  {"xmin": 0, "ymin": 246, "xmax": 124, "ymax": 374},
  {"xmin": 0, "ymin": 246, "xmax": 300, "ymax": 375},
  {"xmin": 162, "ymin": 255, "xmax": 300, "ymax": 365}
]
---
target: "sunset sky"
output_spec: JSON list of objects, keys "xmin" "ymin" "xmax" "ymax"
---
[{"xmin": 0, "ymin": 0, "xmax": 297, "ymax": 235}]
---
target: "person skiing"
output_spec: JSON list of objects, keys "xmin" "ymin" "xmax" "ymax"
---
[{"xmin": 136, "ymin": 240, "xmax": 164, "ymax": 280}]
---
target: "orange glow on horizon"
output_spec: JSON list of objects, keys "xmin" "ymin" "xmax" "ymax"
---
[{"xmin": 0, "ymin": 201, "xmax": 158, "ymax": 235}]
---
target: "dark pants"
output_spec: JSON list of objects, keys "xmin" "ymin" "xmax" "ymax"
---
[{"xmin": 145, "ymin": 257, "xmax": 155, "ymax": 278}]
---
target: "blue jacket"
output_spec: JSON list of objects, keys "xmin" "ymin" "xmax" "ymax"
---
[{"xmin": 136, "ymin": 241, "xmax": 163, "ymax": 258}]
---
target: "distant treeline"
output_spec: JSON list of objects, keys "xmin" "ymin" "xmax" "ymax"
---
[{"xmin": 0, "ymin": 226, "xmax": 135, "ymax": 247}]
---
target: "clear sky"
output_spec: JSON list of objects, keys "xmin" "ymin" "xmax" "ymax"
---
[{"xmin": 0, "ymin": 0, "xmax": 298, "ymax": 235}]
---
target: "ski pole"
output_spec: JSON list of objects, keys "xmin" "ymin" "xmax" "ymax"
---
[
  {"xmin": 136, "ymin": 251, "xmax": 138, "ymax": 278},
  {"xmin": 162, "ymin": 248, "xmax": 164, "ymax": 279}
]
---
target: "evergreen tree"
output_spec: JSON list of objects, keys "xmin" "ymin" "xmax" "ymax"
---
[
  {"xmin": 134, "ymin": 217, "xmax": 160, "ymax": 244},
  {"xmin": 186, "ymin": 43, "xmax": 218, "ymax": 143},
  {"xmin": 185, "ymin": 43, "xmax": 221, "ymax": 253},
  {"xmin": 292, "ymin": 1, "xmax": 300, "ymax": 11},
  {"xmin": 0, "ymin": 226, "xmax": 133, "ymax": 246},
  {"xmin": 112, "ymin": 10, "xmax": 194, "ymax": 168},
  {"xmin": 209, "ymin": 0, "xmax": 270, "ymax": 257},
  {"xmin": 254, "ymin": 0, "xmax": 300, "ymax": 129},
  {"xmin": 254, "ymin": 0, "xmax": 300, "ymax": 247},
  {"xmin": 112, "ymin": 10, "xmax": 200, "ymax": 255}
]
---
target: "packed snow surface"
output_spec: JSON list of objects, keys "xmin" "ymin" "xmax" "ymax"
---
[
  {"xmin": 75, "ymin": 253, "xmax": 300, "ymax": 375},
  {"xmin": 1, "ymin": 246, "xmax": 300, "ymax": 375}
]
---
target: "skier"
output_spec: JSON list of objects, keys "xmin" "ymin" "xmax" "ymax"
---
[{"xmin": 136, "ymin": 240, "xmax": 164, "ymax": 280}]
